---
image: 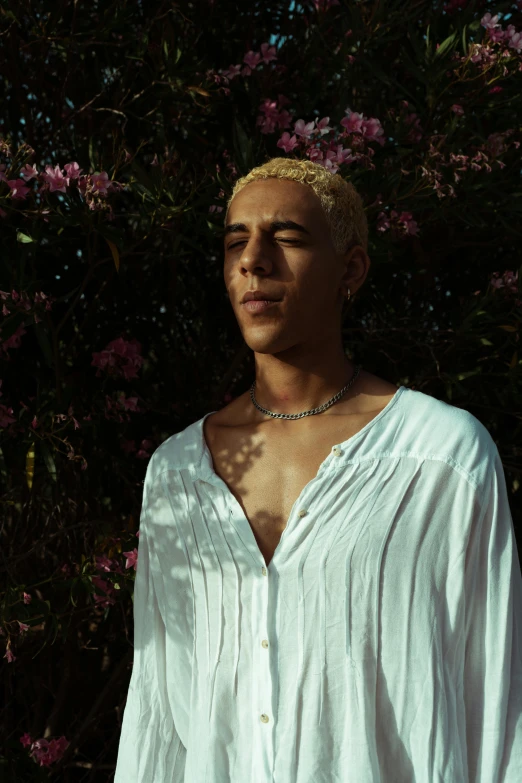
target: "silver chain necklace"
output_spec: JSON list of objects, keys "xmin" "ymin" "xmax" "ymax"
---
[{"xmin": 250, "ymin": 364, "xmax": 362, "ymax": 420}]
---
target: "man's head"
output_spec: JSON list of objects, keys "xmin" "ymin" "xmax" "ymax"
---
[{"xmin": 223, "ymin": 157, "xmax": 370, "ymax": 356}]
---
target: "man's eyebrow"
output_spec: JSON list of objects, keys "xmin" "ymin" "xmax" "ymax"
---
[{"xmin": 224, "ymin": 220, "xmax": 311, "ymax": 237}]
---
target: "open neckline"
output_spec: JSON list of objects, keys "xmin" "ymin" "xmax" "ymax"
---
[
  {"xmin": 199, "ymin": 384, "xmax": 407, "ymax": 485},
  {"xmin": 195, "ymin": 386, "xmax": 407, "ymax": 567}
]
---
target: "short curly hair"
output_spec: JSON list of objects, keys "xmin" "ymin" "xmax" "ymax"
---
[{"xmin": 225, "ymin": 157, "xmax": 368, "ymax": 255}]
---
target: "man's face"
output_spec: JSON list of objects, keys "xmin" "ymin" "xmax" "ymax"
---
[{"xmin": 223, "ymin": 177, "xmax": 368, "ymax": 355}]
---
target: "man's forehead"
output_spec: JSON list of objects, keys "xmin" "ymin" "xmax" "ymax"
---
[{"xmin": 227, "ymin": 193, "xmax": 322, "ymax": 225}]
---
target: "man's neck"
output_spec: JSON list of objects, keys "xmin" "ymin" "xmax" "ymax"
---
[{"xmin": 251, "ymin": 348, "xmax": 357, "ymax": 417}]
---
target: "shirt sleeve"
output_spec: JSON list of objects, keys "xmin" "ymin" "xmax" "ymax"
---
[
  {"xmin": 114, "ymin": 468, "xmax": 187, "ymax": 783},
  {"xmin": 464, "ymin": 444, "xmax": 522, "ymax": 782}
]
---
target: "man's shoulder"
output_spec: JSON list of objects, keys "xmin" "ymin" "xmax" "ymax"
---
[
  {"xmin": 401, "ymin": 387, "xmax": 498, "ymax": 489},
  {"xmin": 145, "ymin": 415, "xmax": 210, "ymax": 480}
]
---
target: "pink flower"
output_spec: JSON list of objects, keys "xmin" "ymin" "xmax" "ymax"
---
[
  {"xmin": 488, "ymin": 85, "xmax": 503, "ymax": 94},
  {"xmin": 20, "ymin": 732, "xmax": 33, "ymax": 748},
  {"xmin": 2, "ymin": 324, "xmax": 27, "ymax": 351},
  {"xmin": 120, "ymin": 395, "xmax": 139, "ymax": 411},
  {"xmin": 481, "ymin": 13, "xmax": 501, "ymax": 31},
  {"xmin": 91, "ymin": 171, "xmax": 110, "ymax": 195},
  {"xmin": 17, "ymin": 621, "xmax": 30, "ymax": 633},
  {"xmin": 488, "ymin": 27, "xmax": 506, "ymax": 44},
  {"xmin": 91, "ymin": 336, "xmax": 143, "ymax": 379},
  {"xmin": 294, "ymin": 119, "xmax": 316, "ymax": 138},
  {"xmin": 277, "ymin": 132, "xmax": 299, "ymax": 152},
  {"xmin": 19, "ymin": 164, "xmax": 38, "ymax": 180},
  {"xmin": 315, "ymin": 116, "xmax": 332, "ymax": 136},
  {"xmin": 334, "ymin": 145, "xmax": 355, "ymax": 165},
  {"xmin": 23, "ymin": 592, "xmax": 32, "ymax": 604},
  {"xmin": 95, "ymin": 555, "xmax": 114, "ymax": 572},
  {"xmin": 136, "ymin": 438, "xmax": 155, "ymax": 459},
  {"xmin": 7, "ymin": 179, "xmax": 30, "ymax": 199},
  {"xmin": 4, "ymin": 647, "xmax": 15, "ymax": 663},
  {"xmin": 451, "ymin": 104, "xmax": 465, "ymax": 115},
  {"xmin": 508, "ymin": 31, "xmax": 522, "ymax": 53},
  {"xmin": 361, "ymin": 117, "xmax": 385, "ymax": 145},
  {"xmin": 308, "ymin": 148, "xmax": 324, "ymax": 163},
  {"xmin": 222, "ymin": 64, "xmax": 241, "ymax": 80},
  {"xmin": 29, "ymin": 736, "xmax": 69, "ymax": 766},
  {"xmin": 398, "ymin": 211, "xmax": 419, "ymax": 236},
  {"xmin": 341, "ymin": 110, "xmax": 365, "ymax": 134},
  {"xmin": 0, "ymin": 405, "xmax": 16, "ymax": 427},
  {"xmin": 123, "ymin": 548, "xmax": 138, "ymax": 571},
  {"xmin": 243, "ymin": 51, "xmax": 261, "ymax": 69},
  {"xmin": 42, "ymin": 165, "xmax": 69, "ymax": 193},
  {"xmin": 260, "ymin": 43, "xmax": 277, "ymax": 63},
  {"xmin": 64, "ymin": 161, "xmax": 82, "ymax": 179},
  {"xmin": 91, "ymin": 575, "xmax": 116, "ymax": 607},
  {"xmin": 377, "ymin": 212, "xmax": 391, "ymax": 232}
]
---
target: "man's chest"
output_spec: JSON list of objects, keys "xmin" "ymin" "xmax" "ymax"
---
[{"xmin": 203, "ymin": 409, "xmax": 389, "ymax": 565}]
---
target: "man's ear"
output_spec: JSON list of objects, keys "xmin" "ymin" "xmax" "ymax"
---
[{"xmin": 340, "ymin": 244, "xmax": 370, "ymax": 295}]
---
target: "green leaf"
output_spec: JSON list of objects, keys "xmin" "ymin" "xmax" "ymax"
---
[
  {"xmin": 434, "ymin": 31, "xmax": 458, "ymax": 59},
  {"xmin": 88, "ymin": 136, "xmax": 96, "ymax": 170},
  {"xmin": 462, "ymin": 24, "xmax": 468, "ymax": 56},
  {"xmin": 40, "ymin": 441, "xmax": 57, "ymax": 483},
  {"xmin": 16, "ymin": 231, "xmax": 33, "ymax": 243}
]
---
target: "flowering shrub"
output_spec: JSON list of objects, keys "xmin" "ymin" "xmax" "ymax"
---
[{"xmin": 0, "ymin": 1, "xmax": 521, "ymax": 779}]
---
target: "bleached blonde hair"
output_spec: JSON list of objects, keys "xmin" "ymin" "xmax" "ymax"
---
[{"xmin": 225, "ymin": 157, "xmax": 368, "ymax": 255}]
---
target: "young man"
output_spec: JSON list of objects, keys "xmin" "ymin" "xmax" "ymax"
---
[{"xmin": 114, "ymin": 158, "xmax": 522, "ymax": 782}]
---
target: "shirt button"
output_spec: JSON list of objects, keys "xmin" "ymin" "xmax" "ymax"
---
[
  {"xmin": 297, "ymin": 509, "xmax": 307, "ymax": 518},
  {"xmin": 261, "ymin": 566, "xmax": 267, "ymax": 576},
  {"xmin": 261, "ymin": 639, "xmax": 269, "ymax": 648},
  {"xmin": 332, "ymin": 446, "xmax": 342, "ymax": 457},
  {"xmin": 260, "ymin": 714, "xmax": 269, "ymax": 723}
]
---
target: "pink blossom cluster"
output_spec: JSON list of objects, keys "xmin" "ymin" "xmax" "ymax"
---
[
  {"xmin": 421, "ymin": 130, "xmax": 519, "ymax": 197},
  {"xmin": 219, "ymin": 41, "xmax": 277, "ymax": 82},
  {"xmin": 0, "ymin": 288, "xmax": 52, "ymax": 324},
  {"xmin": 490, "ymin": 269, "xmax": 520, "ymax": 306},
  {"xmin": 104, "ymin": 391, "xmax": 141, "ymax": 423},
  {"xmin": 256, "ymin": 94, "xmax": 293, "ymax": 135},
  {"xmin": 273, "ymin": 107, "xmax": 385, "ymax": 175},
  {"xmin": 376, "ymin": 210, "xmax": 420, "ymax": 237},
  {"xmin": 92, "ymin": 544, "xmax": 139, "ymax": 608},
  {"xmin": 459, "ymin": 12, "xmax": 522, "ymax": 72},
  {"xmin": 19, "ymin": 732, "xmax": 69, "ymax": 766},
  {"xmin": 481, "ymin": 13, "xmax": 522, "ymax": 53},
  {"xmin": 209, "ymin": 187, "xmax": 226, "ymax": 214},
  {"xmin": 0, "ymin": 156, "xmax": 121, "ymax": 214},
  {"xmin": 0, "ymin": 322, "xmax": 26, "ymax": 362},
  {"xmin": 52, "ymin": 405, "xmax": 82, "ymax": 431},
  {"xmin": 91, "ymin": 336, "xmax": 144, "ymax": 380},
  {"xmin": 120, "ymin": 436, "xmax": 156, "ymax": 459}
]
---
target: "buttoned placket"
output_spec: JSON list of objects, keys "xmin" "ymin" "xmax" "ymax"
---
[{"xmin": 226, "ymin": 443, "xmax": 344, "ymax": 781}]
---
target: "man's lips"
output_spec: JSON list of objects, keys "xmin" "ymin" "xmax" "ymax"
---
[{"xmin": 241, "ymin": 299, "xmax": 281, "ymax": 313}]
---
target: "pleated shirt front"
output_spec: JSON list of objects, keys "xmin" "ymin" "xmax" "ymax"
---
[{"xmin": 114, "ymin": 385, "xmax": 522, "ymax": 782}]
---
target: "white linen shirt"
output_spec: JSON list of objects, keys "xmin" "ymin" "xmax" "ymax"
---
[{"xmin": 114, "ymin": 385, "xmax": 522, "ymax": 782}]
